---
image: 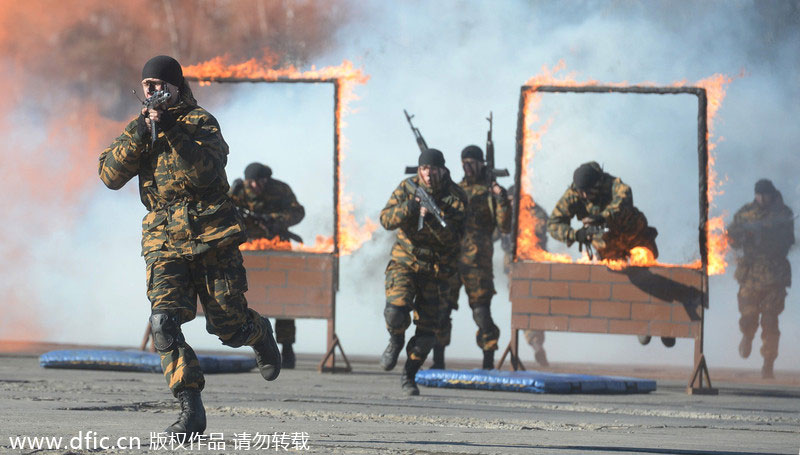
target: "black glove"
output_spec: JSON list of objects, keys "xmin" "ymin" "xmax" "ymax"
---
[
  {"xmin": 585, "ymin": 214, "xmax": 604, "ymax": 225},
  {"xmin": 575, "ymin": 227, "xmax": 589, "ymax": 244},
  {"xmin": 407, "ymin": 197, "xmax": 420, "ymax": 213},
  {"xmin": 134, "ymin": 114, "xmax": 149, "ymax": 142}
]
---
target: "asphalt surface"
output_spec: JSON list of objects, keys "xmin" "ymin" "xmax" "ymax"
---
[{"xmin": 1, "ymin": 349, "xmax": 798, "ymax": 455}]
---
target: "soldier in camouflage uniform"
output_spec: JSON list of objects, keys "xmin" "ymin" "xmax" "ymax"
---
[
  {"xmin": 727, "ymin": 179, "xmax": 794, "ymax": 379},
  {"xmin": 379, "ymin": 149, "xmax": 466, "ymax": 395},
  {"xmin": 500, "ymin": 185, "xmax": 549, "ymax": 366},
  {"xmin": 229, "ymin": 162, "xmax": 305, "ymax": 369},
  {"xmin": 432, "ymin": 146, "xmax": 511, "ymax": 370},
  {"xmin": 98, "ymin": 56, "xmax": 281, "ymax": 441}
]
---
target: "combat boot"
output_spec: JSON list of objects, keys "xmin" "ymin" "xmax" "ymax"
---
[
  {"xmin": 738, "ymin": 335, "xmax": 753, "ymax": 358},
  {"xmin": 379, "ymin": 334, "xmax": 404, "ymax": 371},
  {"xmin": 637, "ymin": 335, "xmax": 652, "ymax": 345},
  {"xmin": 252, "ymin": 322, "xmax": 281, "ymax": 381},
  {"xmin": 165, "ymin": 389, "xmax": 206, "ymax": 443},
  {"xmin": 401, "ymin": 359, "xmax": 422, "ymax": 396},
  {"xmin": 534, "ymin": 349, "xmax": 549, "ymax": 367},
  {"xmin": 482, "ymin": 350, "xmax": 495, "ymax": 370},
  {"xmin": 661, "ymin": 337, "xmax": 676, "ymax": 348},
  {"xmin": 281, "ymin": 343, "xmax": 296, "ymax": 369},
  {"xmin": 761, "ymin": 359, "xmax": 775, "ymax": 379},
  {"xmin": 429, "ymin": 345, "xmax": 445, "ymax": 370}
]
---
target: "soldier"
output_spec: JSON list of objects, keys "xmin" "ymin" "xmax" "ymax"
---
[
  {"xmin": 500, "ymin": 185, "xmax": 549, "ymax": 366},
  {"xmin": 379, "ymin": 149, "xmax": 466, "ymax": 395},
  {"xmin": 230, "ymin": 162, "xmax": 305, "ymax": 369},
  {"xmin": 432, "ymin": 145, "xmax": 511, "ymax": 370},
  {"xmin": 727, "ymin": 179, "xmax": 794, "ymax": 379},
  {"xmin": 98, "ymin": 56, "xmax": 281, "ymax": 441}
]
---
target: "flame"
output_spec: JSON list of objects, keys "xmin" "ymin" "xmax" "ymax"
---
[
  {"xmin": 191, "ymin": 56, "xmax": 377, "ymax": 255},
  {"xmin": 517, "ymin": 63, "xmax": 731, "ymax": 273}
]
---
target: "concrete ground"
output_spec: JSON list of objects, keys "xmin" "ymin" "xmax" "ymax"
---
[{"xmin": 0, "ymin": 344, "xmax": 798, "ymax": 455}]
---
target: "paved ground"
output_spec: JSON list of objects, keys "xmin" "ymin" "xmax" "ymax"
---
[{"xmin": 0, "ymin": 345, "xmax": 798, "ymax": 455}]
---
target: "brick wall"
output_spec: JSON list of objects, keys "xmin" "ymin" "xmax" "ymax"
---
[
  {"xmin": 510, "ymin": 262, "xmax": 704, "ymax": 338},
  {"xmin": 238, "ymin": 250, "xmax": 335, "ymax": 319}
]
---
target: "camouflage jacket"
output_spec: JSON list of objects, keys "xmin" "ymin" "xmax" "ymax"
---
[
  {"xmin": 728, "ymin": 196, "xmax": 794, "ymax": 288},
  {"xmin": 380, "ymin": 176, "xmax": 466, "ymax": 275},
  {"xmin": 459, "ymin": 177, "xmax": 512, "ymax": 269},
  {"xmin": 548, "ymin": 163, "xmax": 647, "ymax": 248},
  {"xmin": 229, "ymin": 178, "xmax": 305, "ymax": 240},
  {"xmin": 99, "ymin": 93, "xmax": 244, "ymax": 259}
]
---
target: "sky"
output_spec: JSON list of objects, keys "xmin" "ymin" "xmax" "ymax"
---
[{"xmin": 1, "ymin": 0, "xmax": 799, "ymax": 373}]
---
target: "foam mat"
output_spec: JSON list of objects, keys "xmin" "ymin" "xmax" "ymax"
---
[{"xmin": 39, "ymin": 349, "xmax": 256, "ymax": 374}]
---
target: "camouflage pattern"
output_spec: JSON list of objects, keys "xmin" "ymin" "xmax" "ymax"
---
[
  {"xmin": 547, "ymin": 162, "xmax": 657, "ymax": 260},
  {"xmin": 381, "ymin": 175, "xmax": 466, "ymax": 359},
  {"xmin": 728, "ymin": 193, "xmax": 794, "ymax": 362},
  {"xmin": 229, "ymin": 175, "xmax": 305, "ymax": 344},
  {"xmin": 229, "ymin": 177, "xmax": 305, "ymax": 241},
  {"xmin": 99, "ymin": 87, "xmax": 269, "ymax": 395}
]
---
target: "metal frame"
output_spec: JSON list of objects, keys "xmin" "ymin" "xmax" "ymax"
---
[{"xmin": 509, "ymin": 84, "xmax": 715, "ymax": 394}]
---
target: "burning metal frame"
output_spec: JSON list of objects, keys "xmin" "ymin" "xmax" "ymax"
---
[{"xmin": 508, "ymin": 84, "xmax": 716, "ymax": 394}]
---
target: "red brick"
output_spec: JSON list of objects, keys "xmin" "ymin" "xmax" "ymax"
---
[
  {"xmin": 589, "ymin": 266, "xmax": 631, "ymax": 282},
  {"xmin": 270, "ymin": 255, "xmax": 307, "ymax": 270},
  {"xmin": 529, "ymin": 315, "xmax": 568, "ymax": 331},
  {"xmin": 671, "ymin": 268, "xmax": 703, "ymax": 289},
  {"xmin": 612, "ymin": 284, "xmax": 652, "ymax": 302},
  {"xmin": 590, "ymin": 301, "xmax": 631, "ymax": 319},
  {"xmin": 671, "ymin": 305, "xmax": 699, "ymax": 323},
  {"xmin": 570, "ymin": 282, "xmax": 611, "ymax": 299},
  {"xmin": 510, "ymin": 280, "xmax": 531, "ymax": 298},
  {"xmin": 511, "ymin": 313, "xmax": 530, "ymax": 329},
  {"xmin": 242, "ymin": 253, "xmax": 268, "ymax": 269},
  {"xmin": 247, "ymin": 302, "xmax": 286, "ymax": 317},
  {"xmin": 568, "ymin": 317, "xmax": 608, "ymax": 333},
  {"xmin": 631, "ymin": 303, "xmax": 673, "ymax": 321},
  {"xmin": 305, "ymin": 254, "xmax": 333, "ymax": 272},
  {"xmin": 287, "ymin": 270, "xmax": 327, "ymax": 287},
  {"xmin": 283, "ymin": 304, "xmax": 328, "ymax": 318},
  {"xmin": 550, "ymin": 263, "xmax": 590, "ymax": 281},
  {"xmin": 609, "ymin": 319, "xmax": 649, "ymax": 335},
  {"xmin": 248, "ymin": 270, "xmax": 286, "ymax": 287},
  {"xmin": 649, "ymin": 267, "xmax": 674, "ymax": 280},
  {"xmin": 649, "ymin": 321, "xmax": 691, "ymax": 338},
  {"xmin": 549, "ymin": 299, "xmax": 589, "ymax": 316},
  {"xmin": 511, "ymin": 262, "xmax": 550, "ymax": 280},
  {"xmin": 306, "ymin": 288, "xmax": 333, "ymax": 310},
  {"xmin": 512, "ymin": 297, "xmax": 550, "ymax": 315},
  {"xmin": 530, "ymin": 281, "xmax": 570, "ymax": 298},
  {"xmin": 244, "ymin": 285, "xmax": 268, "ymax": 304},
  {"xmin": 268, "ymin": 287, "xmax": 304, "ymax": 304}
]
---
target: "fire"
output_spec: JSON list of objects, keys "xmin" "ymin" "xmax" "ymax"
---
[
  {"xmin": 185, "ymin": 56, "xmax": 376, "ymax": 256},
  {"xmin": 517, "ymin": 63, "xmax": 731, "ymax": 273}
]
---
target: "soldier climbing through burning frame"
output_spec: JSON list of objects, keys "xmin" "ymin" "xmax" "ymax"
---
[
  {"xmin": 727, "ymin": 179, "xmax": 794, "ymax": 379},
  {"xmin": 432, "ymin": 145, "xmax": 512, "ymax": 370},
  {"xmin": 98, "ymin": 55, "xmax": 281, "ymax": 442},
  {"xmin": 379, "ymin": 148, "xmax": 466, "ymax": 395},
  {"xmin": 230, "ymin": 162, "xmax": 305, "ymax": 369}
]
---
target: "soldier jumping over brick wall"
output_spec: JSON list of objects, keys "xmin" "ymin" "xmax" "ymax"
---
[
  {"xmin": 98, "ymin": 56, "xmax": 281, "ymax": 442},
  {"xmin": 727, "ymin": 179, "xmax": 794, "ymax": 379},
  {"xmin": 230, "ymin": 162, "xmax": 306, "ymax": 369},
  {"xmin": 379, "ymin": 149, "xmax": 466, "ymax": 395}
]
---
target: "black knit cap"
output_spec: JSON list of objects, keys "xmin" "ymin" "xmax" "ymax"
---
[
  {"xmin": 754, "ymin": 178, "xmax": 777, "ymax": 195},
  {"xmin": 244, "ymin": 162, "xmax": 272, "ymax": 180},
  {"xmin": 573, "ymin": 162, "xmax": 602, "ymax": 191},
  {"xmin": 142, "ymin": 55, "xmax": 184, "ymax": 87},
  {"xmin": 461, "ymin": 145, "xmax": 484, "ymax": 161},
  {"xmin": 419, "ymin": 148, "xmax": 446, "ymax": 167}
]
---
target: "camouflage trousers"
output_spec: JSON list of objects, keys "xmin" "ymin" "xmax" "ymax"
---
[
  {"xmin": 147, "ymin": 245, "xmax": 270, "ymax": 396},
  {"xmin": 384, "ymin": 260, "xmax": 451, "ymax": 361},
  {"xmin": 275, "ymin": 319, "xmax": 295, "ymax": 344},
  {"xmin": 595, "ymin": 217, "xmax": 659, "ymax": 260},
  {"xmin": 738, "ymin": 284, "xmax": 786, "ymax": 362},
  {"xmin": 439, "ymin": 266, "xmax": 500, "ymax": 351}
]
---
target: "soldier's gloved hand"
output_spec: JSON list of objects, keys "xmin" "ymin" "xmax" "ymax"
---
[
  {"xmin": 158, "ymin": 110, "xmax": 177, "ymax": 131},
  {"xmin": 575, "ymin": 227, "xmax": 589, "ymax": 244},
  {"xmin": 583, "ymin": 214, "xmax": 604, "ymax": 226},
  {"xmin": 407, "ymin": 197, "xmax": 420, "ymax": 213},
  {"xmin": 135, "ymin": 113, "xmax": 149, "ymax": 141}
]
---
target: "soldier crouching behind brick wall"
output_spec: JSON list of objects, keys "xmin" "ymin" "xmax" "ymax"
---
[
  {"xmin": 98, "ymin": 55, "xmax": 282, "ymax": 442},
  {"xmin": 378, "ymin": 149, "xmax": 466, "ymax": 395},
  {"xmin": 727, "ymin": 179, "xmax": 794, "ymax": 379}
]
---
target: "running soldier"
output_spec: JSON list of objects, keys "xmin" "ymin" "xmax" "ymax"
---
[
  {"xmin": 230, "ymin": 162, "xmax": 305, "ymax": 369},
  {"xmin": 379, "ymin": 149, "xmax": 466, "ymax": 395},
  {"xmin": 98, "ymin": 56, "xmax": 281, "ymax": 441},
  {"xmin": 728, "ymin": 179, "xmax": 794, "ymax": 379}
]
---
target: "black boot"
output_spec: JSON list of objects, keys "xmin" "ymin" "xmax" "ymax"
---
[
  {"xmin": 165, "ymin": 389, "xmax": 206, "ymax": 443},
  {"xmin": 380, "ymin": 334, "xmax": 404, "ymax": 371},
  {"xmin": 252, "ymin": 319, "xmax": 281, "ymax": 381},
  {"xmin": 430, "ymin": 345, "xmax": 445, "ymax": 370},
  {"xmin": 281, "ymin": 343, "xmax": 296, "ymax": 369},
  {"xmin": 482, "ymin": 350, "xmax": 495, "ymax": 370},
  {"xmin": 401, "ymin": 359, "xmax": 422, "ymax": 396},
  {"xmin": 661, "ymin": 337, "xmax": 676, "ymax": 348}
]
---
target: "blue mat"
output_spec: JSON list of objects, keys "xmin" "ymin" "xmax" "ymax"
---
[
  {"xmin": 415, "ymin": 369, "xmax": 656, "ymax": 394},
  {"xmin": 39, "ymin": 349, "xmax": 256, "ymax": 374}
]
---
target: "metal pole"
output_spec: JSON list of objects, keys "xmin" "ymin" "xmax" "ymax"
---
[{"xmin": 511, "ymin": 87, "xmax": 527, "ymax": 262}]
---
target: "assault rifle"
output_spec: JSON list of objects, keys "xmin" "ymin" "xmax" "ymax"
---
[
  {"xmin": 484, "ymin": 112, "xmax": 509, "ymax": 185},
  {"xmin": 409, "ymin": 181, "xmax": 447, "ymax": 231},
  {"xmin": 236, "ymin": 206, "xmax": 304, "ymax": 243},
  {"xmin": 577, "ymin": 224, "xmax": 609, "ymax": 260},
  {"xmin": 134, "ymin": 89, "xmax": 172, "ymax": 146},
  {"xmin": 403, "ymin": 109, "xmax": 428, "ymax": 174}
]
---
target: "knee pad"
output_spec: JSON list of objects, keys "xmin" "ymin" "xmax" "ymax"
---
[
  {"xmin": 384, "ymin": 304, "xmax": 410, "ymax": 331},
  {"xmin": 407, "ymin": 334, "xmax": 435, "ymax": 359},
  {"xmin": 149, "ymin": 312, "xmax": 183, "ymax": 352},
  {"xmin": 472, "ymin": 306, "xmax": 495, "ymax": 332}
]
